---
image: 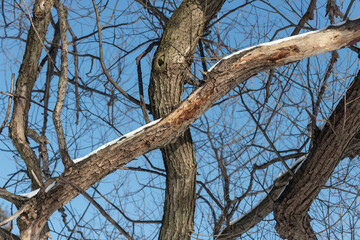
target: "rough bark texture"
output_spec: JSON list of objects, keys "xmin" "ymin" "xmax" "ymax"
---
[
  {"xmin": 7, "ymin": 1, "xmax": 54, "ymax": 239},
  {"xmin": 218, "ymin": 130, "xmax": 360, "ymax": 239},
  {"xmin": 14, "ymin": 17, "xmax": 360, "ymax": 239},
  {"xmin": 273, "ymin": 70, "xmax": 360, "ymax": 240},
  {"xmin": 148, "ymin": 0, "xmax": 225, "ymax": 239},
  {"xmin": 9, "ymin": 0, "xmax": 54, "ymax": 191},
  {"xmin": 218, "ymin": 160, "xmax": 305, "ymax": 239}
]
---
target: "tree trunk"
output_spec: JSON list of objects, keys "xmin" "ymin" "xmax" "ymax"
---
[{"xmin": 148, "ymin": 1, "xmax": 225, "ymax": 238}]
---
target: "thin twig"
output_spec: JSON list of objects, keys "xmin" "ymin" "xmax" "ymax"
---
[
  {"xmin": 0, "ymin": 92, "xmax": 53, "ymax": 112},
  {"xmin": 136, "ymin": 42, "xmax": 158, "ymax": 123},
  {"xmin": 92, "ymin": 0, "xmax": 145, "ymax": 108},
  {"xmin": 135, "ymin": 0, "xmax": 168, "ymax": 24},
  {"xmin": 0, "ymin": 205, "xmax": 29, "ymax": 227},
  {"xmin": 31, "ymin": 170, "xmax": 42, "ymax": 187},
  {"xmin": 63, "ymin": 180, "xmax": 134, "ymax": 240},
  {"xmin": 93, "ymin": 187, "xmax": 161, "ymax": 224},
  {"xmin": 240, "ymin": 95, "xmax": 293, "ymax": 175}
]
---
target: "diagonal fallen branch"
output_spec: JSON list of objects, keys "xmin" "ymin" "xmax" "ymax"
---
[{"xmin": 0, "ymin": 204, "xmax": 30, "ymax": 227}]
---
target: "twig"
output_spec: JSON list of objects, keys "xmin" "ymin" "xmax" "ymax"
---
[
  {"xmin": 31, "ymin": 170, "xmax": 42, "ymax": 187},
  {"xmin": 0, "ymin": 204, "xmax": 29, "ymax": 227},
  {"xmin": 92, "ymin": 0, "xmax": 145, "ymax": 108},
  {"xmin": 136, "ymin": 42, "xmax": 158, "ymax": 123},
  {"xmin": 63, "ymin": 180, "xmax": 134, "ymax": 240},
  {"xmin": 0, "ymin": 92, "xmax": 53, "ymax": 112},
  {"xmin": 240, "ymin": 95, "xmax": 293, "ymax": 175},
  {"xmin": 135, "ymin": 0, "xmax": 168, "ymax": 25}
]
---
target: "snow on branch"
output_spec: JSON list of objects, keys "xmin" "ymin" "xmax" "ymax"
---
[
  {"xmin": 208, "ymin": 16, "xmax": 360, "ymax": 72},
  {"xmin": 73, "ymin": 119, "xmax": 162, "ymax": 164},
  {"xmin": 20, "ymin": 181, "xmax": 57, "ymax": 198}
]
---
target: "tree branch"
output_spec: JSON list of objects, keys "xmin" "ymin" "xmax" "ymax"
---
[
  {"xmin": 53, "ymin": 0, "xmax": 73, "ymax": 169},
  {"xmin": 9, "ymin": 0, "xmax": 53, "ymax": 190},
  {"xmin": 274, "ymin": 69, "xmax": 360, "ymax": 239}
]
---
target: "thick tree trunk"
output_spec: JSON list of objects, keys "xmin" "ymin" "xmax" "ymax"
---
[
  {"xmin": 157, "ymin": 132, "xmax": 197, "ymax": 239},
  {"xmin": 148, "ymin": 1, "xmax": 225, "ymax": 239}
]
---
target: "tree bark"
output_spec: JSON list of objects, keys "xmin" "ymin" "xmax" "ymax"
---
[
  {"xmin": 9, "ymin": 0, "xmax": 54, "ymax": 190},
  {"xmin": 7, "ymin": 1, "xmax": 54, "ymax": 239},
  {"xmin": 273, "ymin": 70, "xmax": 360, "ymax": 240},
  {"xmin": 218, "ymin": 128, "xmax": 360, "ymax": 239},
  {"xmin": 14, "ymin": 17, "xmax": 360, "ymax": 239},
  {"xmin": 148, "ymin": 1, "xmax": 225, "ymax": 239}
]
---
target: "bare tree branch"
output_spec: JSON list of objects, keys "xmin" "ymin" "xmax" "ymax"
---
[{"xmin": 53, "ymin": 0, "xmax": 73, "ymax": 169}]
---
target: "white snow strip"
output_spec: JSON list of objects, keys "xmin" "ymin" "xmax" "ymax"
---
[
  {"xmin": 294, "ymin": 156, "xmax": 306, "ymax": 173},
  {"xmin": 225, "ymin": 155, "xmax": 307, "ymax": 229},
  {"xmin": 20, "ymin": 189, "xmax": 40, "ymax": 198},
  {"xmin": 350, "ymin": 15, "xmax": 360, "ymax": 22},
  {"xmin": 73, "ymin": 119, "xmax": 162, "ymax": 164},
  {"xmin": 123, "ymin": 118, "xmax": 162, "ymax": 138},
  {"xmin": 207, "ymin": 29, "xmax": 320, "ymax": 72},
  {"xmin": 331, "ymin": 15, "xmax": 360, "ymax": 26},
  {"xmin": 45, "ymin": 181, "xmax": 56, "ymax": 193},
  {"xmin": 19, "ymin": 181, "xmax": 57, "ymax": 198},
  {"xmin": 207, "ymin": 16, "xmax": 360, "ymax": 73},
  {"xmin": 207, "ymin": 46, "xmax": 256, "ymax": 72},
  {"xmin": 276, "ymin": 154, "xmax": 308, "ymax": 179},
  {"xmin": 274, "ymin": 155, "xmax": 308, "ymax": 199},
  {"xmin": 229, "ymin": 199, "xmax": 263, "ymax": 226}
]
